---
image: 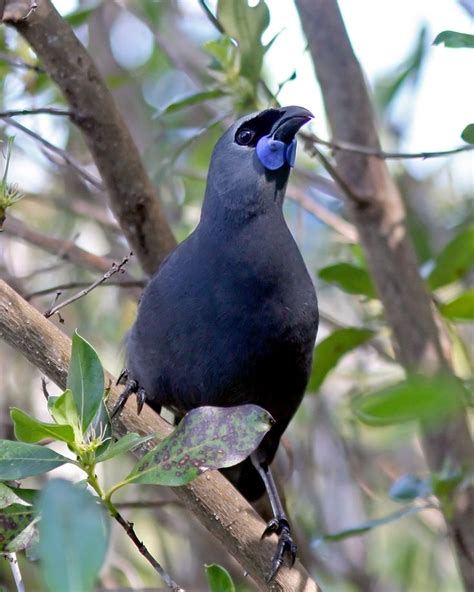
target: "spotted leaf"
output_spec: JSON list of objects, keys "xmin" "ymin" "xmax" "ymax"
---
[{"xmin": 123, "ymin": 405, "xmax": 273, "ymax": 487}]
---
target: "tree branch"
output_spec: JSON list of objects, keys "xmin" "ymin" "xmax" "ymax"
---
[
  {"xmin": 3, "ymin": 214, "xmax": 134, "ymax": 277},
  {"xmin": 0, "ymin": 279, "xmax": 320, "ymax": 592},
  {"xmin": 295, "ymin": 1, "xmax": 474, "ymax": 589},
  {"xmin": 2, "ymin": 0, "xmax": 177, "ymax": 275},
  {"xmin": 0, "ymin": 117, "xmax": 103, "ymax": 190}
]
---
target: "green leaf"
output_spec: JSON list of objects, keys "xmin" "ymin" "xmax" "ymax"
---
[
  {"xmin": 0, "ymin": 441, "xmax": 70, "ymax": 480},
  {"xmin": 431, "ymin": 466, "xmax": 464, "ymax": 500},
  {"xmin": 389, "ymin": 474, "xmax": 431, "ymax": 502},
  {"xmin": 164, "ymin": 89, "xmax": 227, "ymax": 114},
  {"xmin": 428, "ymin": 226, "xmax": 474, "ymax": 289},
  {"xmin": 11, "ymin": 408, "xmax": 75, "ymax": 444},
  {"xmin": 122, "ymin": 405, "xmax": 272, "ymax": 488},
  {"xmin": 67, "ymin": 331, "xmax": 104, "ymax": 432},
  {"xmin": 205, "ymin": 564, "xmax": 236, "ymax": 592},
  {"xmin": 318, "ymin": 263, "xmax": 377, "ymax": 298},
  {"xmin": 461, "ymin": 123, "xmax": 474, "ymax": 144},
  {"xmin": 433, "ymin": 31, "xmax": 474, "ymax": 48},
  {"xmin": 440, "ymin": 290, "xmax": 474, "ymax": 321},
  {"xmin": 95, "ymin": 433, "xmax": 156, "ymax": 463},
  {"xmin": 317, "ymin": 505, "xmax": 427, "ymax": 543},
  {"xmin": 0, "ymin": 504, "xmax": 35, "ymax": 553},
  {"xmin": 308, "ymin": 328, "xmax": 375, "ymax": 392},
  {"xmin": 48, "ymin": 389, "xmax": 80, "ymax": 428},
  {"xmin": 376, "ymin": 26, "xmax": 427, "ymax": 108},
  {"xmin": 217, "ymin": 0, "xmax": 270, "ymax": 84},
  {"xmin": 204, "ymin": 35, "xmax": 238, "ymax": 72},
  {"xmin": 38, "ymin": 479, "xmax": 109, "ymax": 592},
  {"xmin": 64, "ymin": 7, "xmax": 97, "ymax": 27},
  {"xmin": 88, "ymin": 400, "xmax": 112, "ymax": 457},
  {"xmin": 353, "ymin": 373, "xmax": 466, "ymax": 427}
]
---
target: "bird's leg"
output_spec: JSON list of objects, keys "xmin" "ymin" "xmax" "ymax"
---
[
  {"xmin": 251, "ymin": 453, "xmax": 297, "ymax": 582},
  {"xmin": 111, "ymin": 369, "xmax": 142, "ymax": 418}
]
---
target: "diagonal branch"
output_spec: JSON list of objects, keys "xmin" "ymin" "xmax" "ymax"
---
[
  {"xmin": 0, "ymin": 279, "xmax": 320, "ymax": 592},
  {"xmin": 2, "ymin": 0, "xmax": 177, "ymax": 275},
  {"xmin": 3, "ymin": 214, "xmax": 133, "ymax": 277},
  {"xmin": 295, "ymin": 1, "xmax": 474, "ymax": 589}
]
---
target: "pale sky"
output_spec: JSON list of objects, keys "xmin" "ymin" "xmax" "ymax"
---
[
  {"xmin": 8, "ymin": 0, "xmax": 474, "ymax": 192},
  {"xmin": 261, "ymin": 0, "xmax": 474, "ymax": 183}
]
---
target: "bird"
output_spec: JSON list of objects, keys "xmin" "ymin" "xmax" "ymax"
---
[{"xmin": 114, "ymin": 106, "xmax": 319, "ymax": 580}]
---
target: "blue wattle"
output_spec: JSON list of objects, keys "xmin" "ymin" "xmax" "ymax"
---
[
  {"xmin": 286, "ymin": 139, "xmax": 297, "ymax": 167},
  {"xmin": 256, "ymin": 135, "xmax": 297, "ymax": 170}
]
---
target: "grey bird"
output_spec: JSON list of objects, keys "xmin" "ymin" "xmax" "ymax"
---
[{"xmin": 115, "ymin": 106, "xmax": 319, "ymax": 579}]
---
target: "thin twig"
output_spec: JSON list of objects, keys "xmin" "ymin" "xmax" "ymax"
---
[
  {"xmin": 196, "ymin": 0, "xmax": 472, "ymax": 163},
  {"xmin": 27, "ymin": 278, "xmax": 145, "ymax": 301},
  {"xmin": 198, "ymin": 0, "xmax": 225, "ymax": 33},
  {"xmin": 0, "ymin": 51, "xmax": 44, "ymax": 73},
  {"xmin": 319, "ymin": 310, "xmax": 395, "ymax": 363},
  {"xmin": 44, "ymin": 254, "xmax": 133, "ymax": 318},
  {"xmin": 0, "ymin": 117, "xmax": 104, "ymax": 190},
  {"xmin": 310, "ymin": 144, "xmax": 367, "ymax": 205},
  {"xmin": 288, "ymin": 184, "xmax": 358, "ymax": 242},
  {"xmin": 112, "ymin": 510, "xmax": 185, "ymax": 592},
  {"xmin": 0, "ymin": 108, "xmax": 71, "ymax": 118},
  {"xmin": 306, "ymin": 132, "xmax": 474, "ymax": 160},
  {"xmin": 4, "ymin": 553, "xmax": 25, "ymax": 592}
]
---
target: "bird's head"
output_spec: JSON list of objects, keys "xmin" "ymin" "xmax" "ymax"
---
[{"xmin": 202, "ymin": 106, "xmax": 313, "ymax": 223}]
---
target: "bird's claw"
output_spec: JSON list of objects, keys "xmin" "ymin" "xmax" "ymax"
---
[
  {"xmin": 262, "ymin": 518, "xmax": 297, "ymax": 582},
  {"xmin": 136, "ymin": 387, "xmax": 146, "ymax": 415},
  {"xmin": 111, "ymin": 369, "xmax": 144, "ymax": 419}
]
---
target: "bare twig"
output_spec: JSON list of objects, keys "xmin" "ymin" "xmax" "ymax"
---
[
  {"xmin": 4, "ymin": 553, "xmax": 25, "ymax": 592},
  {"xmin": 0, "ymin": 50, "xmax": 44, "ymax": 72},
  {"xmin": 306, "ymin": 131, "xmax": 474, "ymax": 160},
  {"xmin": 22, "ymin": 193, "xmax": 121, "ymax": 233},
  {"xmin": 0, "ymin": 107, "xmax": 70, "ymax": 118},
  {"xmin": 110, "ymin": 509, "xmax": 184, "ymax": 592},
  {"xmin": 319, "ymin": 309, "xmax": 394, "ymax": 363},
  {"xmin": 288, "ymin": 184, "xmax": 358, "ymax": 242},
  {"xmin": 26, "ymin": 278, "xmax": 145, "ymax": 301},
  {"xmin": 44, "ymin": 253, "xmax": 132, "ymax": 318},
  {"xmin": 0, "ymin": 117, "xmax": 104, "ymax": 190},
  {"xmin": 198, "ymin": 0, "xmax": 225, "ymax": 34}
]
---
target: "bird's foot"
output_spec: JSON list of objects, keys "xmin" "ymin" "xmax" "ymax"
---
[
  {"xmin": 261, "ymin": 517, "xmax": 297, "ymax": 582},
  {"xmin": 111, "ymin": 369, "xmax": 146, "ymax": 418}
]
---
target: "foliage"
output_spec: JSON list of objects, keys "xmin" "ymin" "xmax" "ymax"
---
[
  {"xmin": 308, "ymin": 327, "xmax": 375, "ymax": 392},
  {"xmin": 205, "ymin": 563, "xmax": 236, "ymax": 592},
  {"xmin": 0, "ymin": 1, "xmax": 473, "ymax": 590},
  {"xmin": 0, "ymin": 333, "xmax": 272, "ymax": 590},
  {"xmin": 433, "ymin": 31, "xmax": 474, "ymax": 48}
]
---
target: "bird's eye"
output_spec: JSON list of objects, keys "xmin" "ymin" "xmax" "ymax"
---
[{"xmin": 236, "ymin": 129, "xmax": 255, "ymax": 146}]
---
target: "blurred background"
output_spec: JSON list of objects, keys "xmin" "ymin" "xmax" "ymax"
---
[{"xmin": 0, "ymin": 0, "xmax": 473, "ymax": 590}]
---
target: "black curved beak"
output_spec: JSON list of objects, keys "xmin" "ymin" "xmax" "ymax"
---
[{"xmin": 271, "ymin": 105, "xmax": 313, "ymax": 143}]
